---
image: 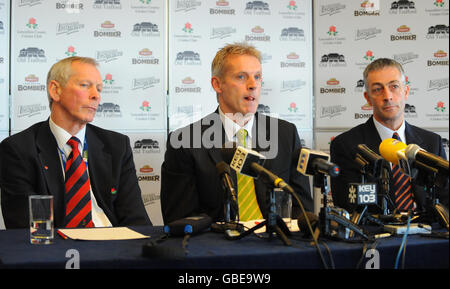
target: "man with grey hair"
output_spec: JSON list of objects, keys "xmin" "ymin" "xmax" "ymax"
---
[
  {"xmin": 0, "ymin": 56, "xmax": 151, "ymax": 229},
  {"xmin": 330, "ymin": 58, "xmax": 448, "ymax": 214},
  {"xmin": 161, "ymin": 43, "xmax": 312, "ymax": 224}
]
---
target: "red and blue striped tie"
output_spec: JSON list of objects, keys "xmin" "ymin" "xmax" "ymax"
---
[
  {"xmin": 391, "ymin": 133, "xmax": 414, "ymax": 211},
  {"xmin": 64, "ymin": 137, "xmax": 93, "ymax": 228}
]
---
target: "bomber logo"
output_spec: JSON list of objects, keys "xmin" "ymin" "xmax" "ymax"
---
[
  {"xmin": 132, "ymin": 49, "xmax": 159, "ymax": 65},
  {"xmin": 94, "ymin": 21, "xmax": 121, "ymax": 37},
  {"xmin": 245, "ymin": 26, "xmax": 271, "ymax": 42},
  {"xmin": 391, "ymin": 25, "xmax": 416, "ymax": 41},
  {"xmin": 354, "ymin": 0, "xmax": 380, "ymax": 16},
  {"xmin": 18, "ymin": 74, "xmax": 46, "ymax": 92},
  {"xmin": 281, "ymin": 53, "xmax": 306, "ymax": 68},
  {"xmin": 210, "ymin": 0, "xmax": 235, "ymax": 15},
  {"xmin": 428, "ymin": 50, "xmax": 449, "ymax": 66},
  {"xmin": 175, "ymin": 77, "xmax": 201, "ymax": 94},
  {"xmin": 320, "ymin": 78, "xmax": 346, "ymax": 94}
]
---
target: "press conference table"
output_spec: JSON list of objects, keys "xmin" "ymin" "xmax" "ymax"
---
[{"xmin": 0, "ymin": 225, "xmax": 447, "ymax": 269}]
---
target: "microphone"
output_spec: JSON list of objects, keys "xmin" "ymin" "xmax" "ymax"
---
[
  {"xmin": 357, "ymin": 144, "xmax": 383, "ymax": 166},
  {"xmin": 229, "ymin": 146, "xmax": 266, "ymax": 178},
  {"xmin": 216, "ymin": 161, "xmax": 237, "ymax": 203},
  {"xmin": 297, "ymin": 148, "xmax": 340, "ymax": 177},
  {"xmin": 405, "ymin": 144, "xmax": 449, "ymax": 173},
  {"xmin": 379, "ymin": 138, "xmax": 407, "ymax": 165}
]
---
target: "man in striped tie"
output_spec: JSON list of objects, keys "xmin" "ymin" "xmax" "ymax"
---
[
  {"xmin": 330, "ymin": 58, "xmax": 448, "ymax": 214},
  {"xmin": 161, "ymin": 43, "xmax": 313, "ymax": 224},
  {"xmin": 0, "ymin": 57, "xmax": 151, "ymax": 229}
]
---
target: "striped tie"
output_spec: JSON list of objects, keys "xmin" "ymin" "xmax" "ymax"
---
[
  {"xmin": 391, "ymin": 133, "xmax": 414, "ymax": 211},
  {"xmin": 236, "ymin": 129, "xmax": 263, "ymax": 221},
  {"xmin": 64, "ymin": 137, "xmax": 93, "ymax": 228}
]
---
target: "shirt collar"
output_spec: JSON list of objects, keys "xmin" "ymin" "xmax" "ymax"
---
[
  {"xmin": 372, "ymin": 117, "xmax": 406, "ymax": 143},
  {"xmin": 49, "ymin": 117, "xmax": 86, "ymax": 157},
  {"xmin": 218, "ymin": 107, "xmax": 254, "ymax": 143}
]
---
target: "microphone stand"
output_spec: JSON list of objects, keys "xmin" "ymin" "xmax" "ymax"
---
[
  {"xmin": 229, "ymin": 182, "xmax": 292, "ymax": 246},
  {"xmin": 315, "ymin": 172, "xmax": 370, "ymax": 240}
]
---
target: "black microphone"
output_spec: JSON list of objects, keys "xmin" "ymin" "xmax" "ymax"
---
[
  {"xmin": 405, "ymin": 144, "xmax": 449, "ymax": 173},
  {"xmin": 216, "ymin": 161, "xmax": 237, "ymax": 203},
  {"xmin": 229, "ymin": 146, "xmax": 266, "ymax": 178},
  {"xmin": 297, "ymin": 148, "xmax": 340, "ymax": 177},
  {"xmin": 357, "ymin": 144, "xmax": 384, "ymax": 167}
]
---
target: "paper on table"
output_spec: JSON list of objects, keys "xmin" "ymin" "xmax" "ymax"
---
[
  {"xmin": 240, "ymin": 219, "xmax": 299, "ymax": 234},
  {"xmin": 57, "ymin": 227, "xmax": 150, "ymax": 241}
]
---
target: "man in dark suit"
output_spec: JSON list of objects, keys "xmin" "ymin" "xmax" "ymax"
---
[
  {"xmin": 0, "ymin": 56, "xmax": 151, "ymax": 229},
  {"xmin": 161, "ymin": 43, "xmax": 312, "ymax": 224},
  {"xmin": 330, "ymin": 58, "xmax": 448, "ymax": 214}
]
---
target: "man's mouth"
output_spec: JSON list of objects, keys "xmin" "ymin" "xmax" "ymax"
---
[{"xmin": 244, "ymin": 96, "xmax": 255, "ymax": 101}]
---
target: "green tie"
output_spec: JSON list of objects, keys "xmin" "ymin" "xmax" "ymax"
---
[{"xmin": 236, "ymin": 128, "xmax": 263, "ymax": 221}]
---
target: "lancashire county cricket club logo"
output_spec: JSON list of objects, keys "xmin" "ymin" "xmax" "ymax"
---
[
  {"xmin": 288, "ymin": 102, "xmax": 298, "ymax": 112},
  {"xmin": 435, "ymin": 101, "xmax": 446, "ymax": 112},
  {"xmin": 140, "ymin": 101, "xmax": 151, "ymax": 112},
  {"xmin": 287, "ymin": 0, "xmax": 297, "ymax": 10},
  {"xmin": 103, "ymin": 73, "xmax": 114, "ymax": 85},
  {"xmin": 328, "ymin": 25, "xmax": 338, "ymax": 36},
  {"xmin": 65, "ymin": 46, "xmax": 77, "ymax": 57},
  {"xmin": 26, "ymin": 17, "xmax": 38, "ymax": 29},
  {"xmin": 364, "ymin": 50, "xmax": 375, "ymax": 61},
  {"xmin": 435, "ymin": 0, "xmax": 445, "ymax": 7},
  {"xmin": 183, "ymin": 22, "xmax": 193, "ymax": 33}
]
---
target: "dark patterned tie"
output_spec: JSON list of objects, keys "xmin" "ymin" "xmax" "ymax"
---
[
  {"xmin": 391, "ymin": 133, "xmax": 414, "ymax": 211},
  {"xmin": 64, "ymin": 137, "xmax": 93, "ymax": 228}
]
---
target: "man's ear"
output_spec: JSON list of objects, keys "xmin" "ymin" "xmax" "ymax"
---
[
  {"xmin": 48, "ymin": 80, "xmax": 61, "ymax": 103},
  {"xmin": 211, "ymin": 76, "xmax": 222, "ymax": 94},
  {"xmin": 363, "ymin": 91, "xmax": 372, "ymax": 106}
]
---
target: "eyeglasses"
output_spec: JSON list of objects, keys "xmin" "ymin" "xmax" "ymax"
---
[{"xmin": 369, "ymin": 82, "xmax": 404, "ymax": 97}]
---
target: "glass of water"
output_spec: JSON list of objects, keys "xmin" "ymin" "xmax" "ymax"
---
[
  {"xmin": 274, "ymin": 188, "xmax": 292, "ymax": 229},
  {"xmin": 29, "ymin": 195, "xmax": 54, "ymax": 244}
]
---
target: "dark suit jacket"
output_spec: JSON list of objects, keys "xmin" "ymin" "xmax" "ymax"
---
[
  {"xmin": 330, "ymin": 116, "xmax": 448, "ymax": 213},
  {"xmin": 0, "ymin": 120, "xmax": 151, "ymax": 229},
  {"xmin": 160, "ymin": 110, "xmax": 313, "ymax": 224}
]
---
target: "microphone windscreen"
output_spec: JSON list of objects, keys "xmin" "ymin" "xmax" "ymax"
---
[
  {"xmin": 216, "ymin": 161, "xmax": 230, "ymax": 176},
  {"xmin": 379, "ymin": 138, "xmax": 407, "ymax": 164},
  {"xmin": 297, "ymin": 211, "xmax": 318, "ymax": 237}
]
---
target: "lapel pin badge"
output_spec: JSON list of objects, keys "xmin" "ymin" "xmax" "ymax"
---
[
  {"xmin": 44, "ymin": 165, "xmax": 49, "ymax": 170},
  {"xmin": 111, "ymin": 188, "xmax": 117, "ymax": 195}
]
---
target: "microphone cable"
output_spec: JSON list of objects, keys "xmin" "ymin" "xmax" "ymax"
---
[
  {"xmin": 289, "ymin": 189, "xmax": 329, "ymax": 269},
  {"xmin": 394, "ymin": 211, "xmax": 412, "ymax": 269}
]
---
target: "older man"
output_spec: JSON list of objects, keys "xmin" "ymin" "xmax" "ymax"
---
[{"xmin": 0, "ymin": 56, "xmax": 151, "ymax": 228}]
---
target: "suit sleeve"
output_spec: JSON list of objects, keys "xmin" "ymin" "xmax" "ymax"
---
[
  {"xmin": 290, "ymin": 128, "xmax": 313, "ymax": 217},
  {"xmin": 114, "ymin": 135, "xmax": 152, "ymax": 226},
  {"xmin": 0, "ymin": 139, "xmax": 40, "ymax": 228},
  {"xmin": 160, "ymin": 131, "xmax": 200, "ymax": 224},
  {"xmin": 330, "ymin": 136, "xmax": 360, "ymax": 212}
]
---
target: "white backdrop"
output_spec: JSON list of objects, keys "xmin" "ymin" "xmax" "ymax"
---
[{"xmin": 0, "ymin": 0, "xmax": 448, "ymax": 229}]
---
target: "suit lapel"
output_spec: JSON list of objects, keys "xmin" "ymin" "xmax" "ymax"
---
[
  {"xmin": 36, "ymin": 121, "xmax": 65, "ymax": 226},
  {"xmin": 85, "ymin": 126, "xmax": 112, "ymax": 214},
  {"xmin": 363, "ymin": 117, "xmax": 383, "ymax": 154},
  {"xmin": 405, "ymin": 121, "xmax": 424, "ymax": 147}
]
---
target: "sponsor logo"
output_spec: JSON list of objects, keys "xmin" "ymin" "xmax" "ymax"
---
[
  {"xmin": 17, "ymin": 47, "xmax": 47, "ymax": 63},
  {"xmin": 319, "ymin": 53, "xmax": 346, "ymax": 67},
  {"xmin": 56, "ymin": 21, "xmax": 85, "ymax": 35},
  {"xmin": 355, "ymin": 51, "xmax": 376, "ymax": 69},
  {"xmin": 280, "ymin": 0, "xmax": 306, "ymax": 19},
  {"xmin": 428, "ymin": 50, "xmax": 449, "ymax": 66},
  {"xmin": 435, "ymin": 101, "xmax": 447, "ymax": 112},
  {"xmin": 142, "ymin": 193, "xmax": 160, "ymax": 206},
  {"xmin": 355, "ymin": 27, "xmax": 382, "ymax": 41},
  {"xmin": 320, "ymin": 105, "xmax": 347, "ymax": 118},
  {"xmin": 210, "ymin": 0, "xmax": 235, "ymax": 15},
  {"xmin": 175, "ymin": 77, "xmax": 201, "ymax": 93},
  {"xmin": 56, "ymin": 0, "xmax": 84, "ymax": 12},
  {"xmin": 280, "ymin": 27, "xmax": 305, "ymax": 41},
  {"xmin": 244, "ymin": 1, "xmax": 271, "ymax": 15},
  {"xmin": 131, "ymin": 102, "xmax": 161, "ymax": 122},
  {"xmin": 175, "ymin": 0, "xmax": 201, "ymax": 12},
  {"xmin": 101, "ymin": 74, "xmax": 123, "ymax": 95},
  {"xmin": 391, "ymin": 25, "xmax": 417, "ymax": 41},
  {"xmin": 17, "ymin": 74, "xmax": 46, "ymax": 91},
  {"xmin": 427, "ymin": 78, "xmax": 449, "ymax": 91},
  {"xmin": 17, "ymin": 18, "xmax": 46, "ymax": 39},
  {"xmin": 175, "ymin": 51, "xmax": 201, "ymax": 65},
  {"xmin": 280, "ymin": 79, "xmax": 306, "ymax": 92},
  {"xmin": 96, "ymin": 49, "xmax": 123, "ymax": 63},
  {"xmin": 389, "ymin": 0, "xmax": 417, "ymax": 14},
  {"xmin": 426, "ymin": 101, "xmax": 449, "ymax": 121},
  {"xmin": 393, "ymin": 52, "xmax": 419, "ymax": 65},
  {"xmin": 94, "ymin": 21, "xmax": 121, "ymax": 37},
  {"xmin": 93, "ymin": 0, "xmax": 122, "ymax": 9},
  {"xmin": 210, "ymin": 26, "xmax": 237, "ymax": 39},
  {"xmin": 17, "ymin": 103, "xmax": 47, "ymax": 118},
  {"xmin": 18, "ymin": 0, "xmax": 43, "ymax": 7},
  {"xmin": 140, "ymin": 165, "xmax": 154, "ymax": 173},
  {"xmin": 281, "ymin": 52, "xmax": 306, "ymax": 68},
  {"xmin": 133, "ymin": 138, "xmax": 160, "ymax": 153},
  {"xmin": 131, "ymin": 22, "xmax": 160, "ymax": 37},
  {"xmin": 131, "ymin": 0, "xmax": 160, "ymax": 14},
  {"xmin": 175, "ymin": 23, "xmax": 202, "ymax": 42},
  {"xmin": 288, "ymin": 102, "xmax": 298, "ymax": 113},
  {"xmin": 426, "ymin": 24, "xmax": 449, "ymax": 40},
  {"xmin": 320, "ymin": 3, "xmax": 346, "ymax": 16},
  {"xmin": 132, "ymin": 77, "xmax": 160, "ymax": 90},
  {"xmin": 319, "ymin": 25, "xmax": 346, "ymax": 45},
  {"xmin": 245, "ymin": 26, "xmax": 271, "ymax": 42},
  {"xmin": 354, "ymin": 0, "xmax": 381, "ymax": 16},
  {"xmin": 96, "ymin": 102, "xmax": 122, "ymax": 118},
  {"xmin": 425, "ymin": 0, "xmax": 449, "ymax": 16},
  {"xmin": 355, "ymin": 79, "xmax": 365, "ymax": 93},
  {"xmin": 320, "ymin": 78, "xmax": 346, "ymax": 94},
  {"xmin": 404, "ymin": 103, "xmax": 418, "ymax": 118},
  {"xmin": 132, "ymin": 48, "xmax": 159, "ymax": 65}
]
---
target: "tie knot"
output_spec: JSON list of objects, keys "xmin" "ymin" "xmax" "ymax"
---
[
  {"xmin": 67, "ymin": 137, "xmax": 80, "ymax": 150},
  {"xmin": 392, "ymin": 132, "xmax": 401, "ymax": 142},
  {"xmin": 237, "ymin": 129, "xmax": 248, "ymax": 147}
]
